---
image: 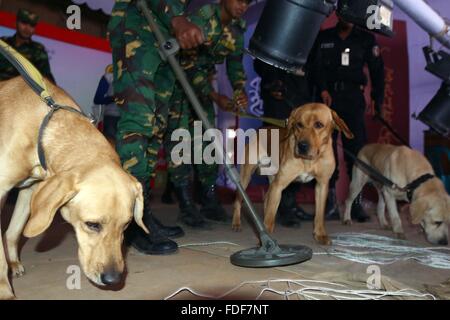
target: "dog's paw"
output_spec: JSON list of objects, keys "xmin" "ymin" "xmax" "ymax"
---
[
  {"xmin": 9, "ymin": 262, "xmax": 25, "ymax": 278},
  {"xmin": 381, "ymin": 223, "xmax": 390, "ymax": 230},
  {"xmin": 232, "ymin": 223, "xmax": 241, "ymax": 232},
  {"xmin": 315, "ymin": 234, "xmax": 332, "ymax": 245},
  {"xmin": 0, "ymin": 281, "xmax": 15, "ymax": 300},
  {"xmin": 342, "ymin": 219, "xmax": 352, "ymax": 226},
  {"xmin": 395, "ymin": 232, "xmax": 406, "ymax": 240}
]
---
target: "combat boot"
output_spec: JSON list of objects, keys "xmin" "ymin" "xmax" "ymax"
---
[
  {"xmin": 174, "ymin": 184, "xmax": 211, "ymax": 228},
  {"xmin": 276, "ymin": 186, "xmax": 302, "ymax": 227},
  {"xmin": 124, "ymin": 180, "xmax": 181, "ymax": 255},
  {"xmin": 351, "ymin": 192, "xmax": 371, "ymax": 222},
  {"xmin": 200, "ymin": 184, "xmax": 231, "ymax": 223},
  {"xmin": 161, "ymin": 180, "xmax": 175, "ymax": 204}
]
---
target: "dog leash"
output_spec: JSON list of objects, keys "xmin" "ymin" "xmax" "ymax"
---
[
  {"xmin": 373, "ymin": 113, "xmax": 411, "ymax": 147},
  {"xmin": 0, "ymin": 39, "xmax": 93, "ymax": 170},
  {"xmin": 336, "ymin": 141, "xmax": 436, "ymax": 201}
]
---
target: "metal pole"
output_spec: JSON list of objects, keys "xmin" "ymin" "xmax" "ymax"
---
[
  {"xmin": 136, "ymin": 0, "xmax": 312, "ymax": 267},
  {"xmin": 136, "ymin": 0, "xmax": 268, "ymax": 237}
]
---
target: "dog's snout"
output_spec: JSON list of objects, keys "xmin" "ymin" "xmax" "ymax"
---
[
  {"xmin": 100, "ymin": 271, "xmax": 122, "ymax": 286},
  {"xmin": 438, "ymin": 238, "xmax": 448, "ymax": 246},
  {"xmin": 297, "ymin": 141, "xmax": 310, "ymax": 155}
]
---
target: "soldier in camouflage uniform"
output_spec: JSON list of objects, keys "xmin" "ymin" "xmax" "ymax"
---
[
  {"xmin": 165, "ymin": 0, "xmax": 250, "ymax": 226},
  {"xmin": 107, "ymin": 0, "xmax": 204, "ymax": 255},
  {"xmin": 0, "ymin": 9, "xmax": 55, "ymax": 82}
]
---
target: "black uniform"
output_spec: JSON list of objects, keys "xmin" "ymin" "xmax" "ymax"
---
[
  {"xmin": 254, "ymin": 59, "xmax": 311, "ymax": 120},
  {"xmin": 312, "ymin": 26, "xmax": 385, "ymax": 183}
]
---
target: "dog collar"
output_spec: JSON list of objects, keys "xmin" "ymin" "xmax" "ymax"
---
[
  {"xmin": 38, "ymin": 101, "xmax": 93, "ymax": 171},
  {"xmin": 405, "ymin": 173, "xmax": 435, "ymax": 202}
]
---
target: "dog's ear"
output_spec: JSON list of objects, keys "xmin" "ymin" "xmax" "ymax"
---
[
  {"xmin": 409, "ymin": 198, "xmax": 428, "ymax": 224},
  {"xmin": 331, "ymin": 110, "xmax": 354, "ymax": 139},
  {"xmin": 133, "ymin": 181, "xmax": 149, "ymax": 234},
  {"xmin": 24, "ymin": 173, "xmax": 78, "ymax": 237}
]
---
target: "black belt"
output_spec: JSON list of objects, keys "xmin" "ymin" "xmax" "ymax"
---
[{"xmin": 330, "ymin": 81, "xmax": 364, "ymax": 92}]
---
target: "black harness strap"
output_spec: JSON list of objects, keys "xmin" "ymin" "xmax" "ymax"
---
[
  {"xmin": 340, "ymin": 146, "xmax": 402, "ymax": 190},
  {"xmin": 405, "ymin": 173, "xmax": 436, "ymax": 202},
  {"xmin": 37, "ymin": 101, "xmax": 89, "ymax": 171}
]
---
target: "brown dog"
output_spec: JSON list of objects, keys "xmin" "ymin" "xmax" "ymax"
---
[
  {"xmin": 0, "ymin": 77, "xmax": 148, "ymax": 299},
  {"xmin": 343, "ymin": 143, "xmax": 450, "ymax": 244},
  {"xmin": 232, "ymin": 103, "xmax": 353, "ymax": 245}
]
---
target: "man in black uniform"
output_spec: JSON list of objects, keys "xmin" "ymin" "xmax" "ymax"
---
[
  {"xmin": 312, "ymin": 16, "xmax": 385, "ymax": 222},
  {"xmin": 254, "ymin": 59, "xmax": 314, "ymax": 227}
]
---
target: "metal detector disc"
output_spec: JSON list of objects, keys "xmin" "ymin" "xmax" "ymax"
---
[{"xmin": 230, "ymin": 245, "xmax": 313, "ymax": 268}]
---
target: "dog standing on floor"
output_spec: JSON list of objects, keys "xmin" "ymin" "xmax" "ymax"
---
[
  {"xmin": 343, "ymin": 143, "xmax": 450, "ymax": 245},
  {"xmin": 0, "ymin": 77, "xmax": 149, "ymax": 299},
  {"xmin": 232, "ymin": 103, "xmax": 354, "ymax": 245}
]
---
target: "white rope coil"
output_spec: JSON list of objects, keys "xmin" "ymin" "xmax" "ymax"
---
[
  {"xmin": 165, "ymin": 278, "xmax": 436, "ymax": 300},
  {"xmin": 314, "ymin": 233, "xmax": 450, "ymax": 269}
]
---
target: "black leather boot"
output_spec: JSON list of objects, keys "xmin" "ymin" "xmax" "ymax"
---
[
  {"xmin": 325, "ymin": 187, "xmax": 341, "ymax": 220},
  {"xmin": 351, "ymin": 192, "xmax": 371, "ymax": 222},
  {"xmin": 124, "ymin": 180, "xmax": 180, "ymax": 255},
  {"xmin": 161, "ymin": 180, "xmax": 175, "ymax": 204},
  {"xmin": 276, "ymin": 186, "xmax": 302, "ymax": 228},
  {"xmin": 174, "ymin": 184, "xmax": 210, "ymax": 228},
  {"xmin": 200, "ymin": 184, "xmax": 230, "ymax": 223}
]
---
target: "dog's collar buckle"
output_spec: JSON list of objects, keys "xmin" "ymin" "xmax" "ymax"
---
[{"xmin": 405, "ymin": 173, "xmax": 435, "ymax": 202}]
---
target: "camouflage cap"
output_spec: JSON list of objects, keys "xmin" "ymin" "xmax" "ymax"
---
[{"xmin": 17, "ymin": 8, "xmax": 39, "ymax": 26}]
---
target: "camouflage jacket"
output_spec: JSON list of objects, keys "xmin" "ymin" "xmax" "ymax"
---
[
  {"xmin": 108, "ymin": 0, "xmax": 186, "ymax": 82},
  {"xmin": 180, "ymin": 4, "xmax": 247, "ymax": 97},
  {"xmin": 0, "ymin": 34, "xmax": 55, "ymax": 82}
]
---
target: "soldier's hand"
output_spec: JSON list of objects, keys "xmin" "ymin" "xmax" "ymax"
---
[
  {"xmin": 171, "ymin": 16, "xmax": 204, "ymax": 49},
  {"xmin": 216, "ymin": 94, "xmax": 234, "ymax": 112},
  {"xmin": 234, "ymin": 92, "xmax": 248, "ymax": 111},
  {"xmin": 321, "ymin": 90, "xmax": 332, "ymax": 107}
]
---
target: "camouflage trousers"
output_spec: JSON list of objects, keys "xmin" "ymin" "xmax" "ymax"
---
[
  {"xmin": 114, "ymin": 61, "xmax": 191, "ymax": 186},
  {"xmin": 166, "ymin": 88, "xmax": 219, "ymax": 188}
]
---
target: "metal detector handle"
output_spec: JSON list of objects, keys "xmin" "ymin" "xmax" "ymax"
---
[{"xmin": 136, "ymin": 0, "xmax": 272, "ymax": 238}]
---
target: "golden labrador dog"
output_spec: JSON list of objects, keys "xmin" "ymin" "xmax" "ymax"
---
[
  {"xmin": 232, "ymin": 103, "xmax": 353, "ymax": 245},
  {"xmin": 343, "ymin": 143, "xmax": 450, "ymax": 244},
  {"xmin": 0, "ymin": 77, "xmax": 148, "ymax": 299}
]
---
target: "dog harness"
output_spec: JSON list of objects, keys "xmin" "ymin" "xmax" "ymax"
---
[
  {"xmin": 404, "ymin": 173, "xmax": 436, "ymax": 202},
  {"xmin": 0, "ymin": 39, "xmax": 93, "ymax": 170}
]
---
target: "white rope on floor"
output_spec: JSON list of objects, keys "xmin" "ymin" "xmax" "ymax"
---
[
  {"xmin": 314, "ymin": 232, "xmax": 450, "ymax": 269},
  {"xmin": 164, "ymin": 278, "xmax": 436, "ymax": 300},
  {"xmin": 178, "ymin": 241, "xmax": 241, "ymax": 248}
]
